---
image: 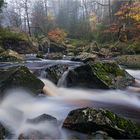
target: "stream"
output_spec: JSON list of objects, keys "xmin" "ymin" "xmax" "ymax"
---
[{"xmin": 0, "ymin": 56, "xmax": 140, "ymax": 139}]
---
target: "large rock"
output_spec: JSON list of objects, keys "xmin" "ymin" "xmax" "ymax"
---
[
  {"xmin": 45, "ymin": 53, "xmax": 63, "ymax": 60},
  {"xmin": 71, "ymin": 52, "xmax": 97, "ymax": 63},
  {"xmin": 39, "ymin": 37, "xmax": 66, "ymax": 54},
  {"xmin": 1, "ymin": 38, "xmax": 38, "ymax": 54},
  {"xmin": 63, "ymin": 107, "xmax": 140, "ymax": 139},
  {"xmin": 0, "ymin": 49, "xmax": 23, "ymax": 62},
  {"xmin": 66, "ymin": 61, "xmax": 134, "ymax": 89},
  {"xmin": 0, "ymin": 66, "xmax": 44, "ymax": 95},
  {"xmin": 19, "ymin": 114, "xmax": 60, "ymax": 139},
  {"xmin": 46, "ymin": 64, "xmax": 69, "ymax": 85},
  {"xmin": 116, "ymin": 55, "xmax": 140, "ymax": 69}
]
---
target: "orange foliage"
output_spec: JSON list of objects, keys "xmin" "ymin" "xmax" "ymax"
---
[{"xmin": 48, "ymin": 28, "xmax": 67, "ymax": 43}]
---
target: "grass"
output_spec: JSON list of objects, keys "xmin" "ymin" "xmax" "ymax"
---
[{"xmin": 0, "ymin": 28, "xmax": 29, "ymax": 41}]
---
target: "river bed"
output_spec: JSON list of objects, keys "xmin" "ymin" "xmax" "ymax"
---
[{"xmin": 0, "ymin": 58, "xmax": 140, "ymax": 139}]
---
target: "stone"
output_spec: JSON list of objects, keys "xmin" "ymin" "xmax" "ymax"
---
[
  {"xmin": 116, "ymin": 55, "xmax": 140, "ymax": 69},
  {"xmin": 63, "ymin": 107, "xmax": 140, "ymax": 139},
  {"xmin": 18, "ymin": 114, "xmax": 60, "ymax": 140},
  {"xmin": 65, "ymin": 61, "xmax": 134, "ymax": 89},
  {"xmin": 71, "ymin": 52, "xmax": 97, "ymax": 63},
  {"xmin": 0, "ymin": 49, "xmax": 23, "ymax": 62},
  {"xmin": 0, "ymin": 66, "xmax": 44, "ymax": 95}
]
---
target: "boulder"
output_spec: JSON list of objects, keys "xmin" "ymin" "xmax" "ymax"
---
[
  {"xmin": 46, "ymin": 64, "xmax": 69, "ymax": 85},
  {"xmin": 0, "ymin": 123, "xmax": 12, "ymax": 139},
  {"xmin": 65, "ymin": 61, "xmax": 134, "ymax": 89},
  {"xmin": 18, "ymin": 114, "xmax": 60, "ymax": 139},
  {"xmin": 45, "ymin": 53, "xmax": 63, "ymax": 60},
  {"xmin": 63, "ymin": 107, "xmax": 140, "ymax": 139},
  {"xmin": 39, "ymin": 38, "xmax": 66, "ymax": 54},
  {"xmin": 1, "ymin": 39, "xmax": 38, "ymax": 54},
  {"xmin": 71, "ymin": 52, "xmax": 97, "ymax": 63},
  {"xmin": 116, "ymin": 55, "xmax": 140, "ymax": 69},
  {"xmin": 0, "ymin": 66, "xmax": 44, "ymax": 95},
  {"xmin": 0, "ymin": 49, "xmax": 23, "ymax": 62},
  {"xmin": 36, "ymin": 53, "xmax": 44, "ymax": 59}
]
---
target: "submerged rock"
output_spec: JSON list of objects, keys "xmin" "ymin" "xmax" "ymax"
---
[
  {"xmin": 0, "ymin": 66, "xmax": 44, "ymax": 95},
  {"xmin": 46, "ymin": 64, "xmax": 69, "ymax": 85},
  {"xmin": 0, "ymin": 123, "xmax": 12, "ymax": 139},
  {"xmin": 63, "ymin": 107, "xmax": 140, "ymax": 139},
  {"xmin": 0, "ymin": 49, "xmax": 23, "ymax": 62},
  {"xmin": 19, "ymin": 114, "xmax": 60, "ymax": 140},
  {"xmin": 66, "ymin": 61, "xmax": 134, "ymax": 89},
  {"xmin": 27, "ymin": 114, "xmax": 57, "ymax": 124}
]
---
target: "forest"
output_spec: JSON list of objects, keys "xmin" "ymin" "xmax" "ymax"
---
[{"xmin": 0, "ymin": 0, "xmax": 140, "ymax": 140}]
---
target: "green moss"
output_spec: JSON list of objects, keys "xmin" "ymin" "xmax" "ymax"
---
[
  {"xmin": 0, "ymin": 66, "xmax": 44, "ymax": 94},
  {"xmin": 0, "ymin": 28, "xmax": 29, "ymax": 41},
  {"xmin": 68, "ymin": 39, "xmax": 89, "ymax": 48},
  {"xmin": 102, "ymin": 109, "xmax": 140, "ymax": 137},
  {"xmin": 90, "ymin": 62, "xmax": 126, "ymax": 88}
]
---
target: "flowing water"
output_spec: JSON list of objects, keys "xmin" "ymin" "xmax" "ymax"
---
[{"xmin": 0, "ymin": 57, "xmax": 140, "ymax": 139}]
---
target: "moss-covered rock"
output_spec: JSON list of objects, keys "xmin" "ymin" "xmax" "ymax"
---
[
  {"xmin": 45, "ymin": 53, "xmax": 63, "ymax": 60},
  {"xmin": 116, "ymin": 55, "xmax": 140, "ymax": 69},
  {"xmin": 71, "ymin": 52, "xmax": 97, "ymax": 63},
  {"xmin": 66, "ymin": 61, "xmax": 134, "ymax": 89},
  {"xmin": 63, "ymin": 107, "xmax": 140, "ymax": 139},
  {"xmin": 0, "ymin": 66, "xmax": 44, "ymax": 95},
  {"xmin": 0, "ymin": 28, "xmax": 39, "ymax": 54},
  {"xmin": 0, "ymin": 49, "xmax": 23, "ymax": 62}
]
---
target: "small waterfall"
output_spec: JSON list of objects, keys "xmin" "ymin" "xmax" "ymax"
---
[{"xmin": 57, "ymin": 70, "xmax": 69, "ymax": 87}]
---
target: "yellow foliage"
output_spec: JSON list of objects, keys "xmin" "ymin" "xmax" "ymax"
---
[
  {"xmin": 115, "ymin": 1, "xmax": 140, "ymax": 22},
  {"xmin": 89, "ymin": 12, "xmax": 97, "ymax": 31}
]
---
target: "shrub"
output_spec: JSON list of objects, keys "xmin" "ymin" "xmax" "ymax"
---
[{"xmin": 48, "ymin": 28, "xmax": 67, "ymax": 43}]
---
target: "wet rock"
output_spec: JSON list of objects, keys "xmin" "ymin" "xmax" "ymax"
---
[
  {"xmin": 45, "ymin": 52, "xmax": 63, "ymax": 60},
  {"xmin": 0, "ymin": 49, "xmax": 23, "ymax": 62},
  {"xmin": 36, "ymin": 53, "xmax": 44, "ymax": 59},
  {"xmin": 116, "ymin": 55, "xmax": 140, "ymax": 69},
  {"xmin": 71, "ymin": 52, "xmax": 97, "ymax": 63},
  {"xmin": 19, "ymin": 114, "xmax": 60, "ymax": 140},
  {"xmin": 46, "ymin": 64, "xmax": 69, "ymax": 85},
  {"xmin": 0, "ymin": 123, "xmax": 12, "ymax": 139},
  {"xmin": 66, "ymin": 61, "xmax": 134, "ymax": 89},
  {"xmin": 63, "ymin": 107, "xmax": 140, "ymax": 139},
  {"xmin": 0, "ymin": 66, "xmax": 44, "ymax": 95}
]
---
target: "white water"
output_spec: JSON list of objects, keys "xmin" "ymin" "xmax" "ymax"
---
[{"xmin": 0, "ymin": 69, "xmax": 140, "ymax": 139}]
